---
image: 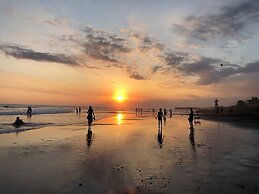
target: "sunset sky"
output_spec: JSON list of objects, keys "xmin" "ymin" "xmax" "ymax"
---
[{"xmin": 1, "ymin": 0, "xmax": 259, "ymax": 108}]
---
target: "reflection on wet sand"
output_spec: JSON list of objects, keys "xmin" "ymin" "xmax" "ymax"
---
[
  {"xmin": 157, "ymin": 127, "xmax": 163, "ymax": 148},
  {"xmin": 189, "ymin": 127, "xmax": 196, "ymax": 152},
  {"xmin": 116, "ymin": 113, "xmax": 123, "ymax": 125},
  {"xmin": 86, "ymin": 129, "xmax": 93, "ymax": 148},
  {"xmin": 1, "ymin": 114, "xmax": 259, "ymax": 194}
]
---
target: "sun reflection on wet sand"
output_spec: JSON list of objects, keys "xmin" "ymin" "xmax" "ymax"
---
[{"xmin": 116, "ymin": 112, "xmax": 124, "ymax": 125}]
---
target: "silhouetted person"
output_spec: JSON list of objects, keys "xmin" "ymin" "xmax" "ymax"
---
[
  {"xmin": 87, "ymin": 106, "xmax": 95, "ymax": 128},
  {"xmin": 169, "ymin": 109, "xmax": 173, "ymax": 118},
  {"xmin": 140, "ymin": 108, "xmax": 143, "ymax": 115},
  {"xmin": 135, "ymin": 108, "xmax": 138, "ymax": 115},
  {"xmin": 86, "ymin": 128, "xmax": 93, "ymax": 148},
  {"xmin": 157, "ymin": 127, "xmax": 163, "ymax": 148},
  {"xmin": 215, "ymin": 98, "xmax": 219, "ymax": 113},
  {"xmin": 13, "ymin": 117, "xmax": 24, "ymax": 128},
  {"xmin": 188, "ymin": 108, "xmax": 194, "ymax": 129},
  {"xmin": 76, "ymin": 108, "xmax": 78, "ymax": 114},
  {"xmin": 78, "ymin": 107, "xmax": 81, "ymax": 114},
  {"xmin": 27, "ymin": 107, "xmax": 32, "ymax": 117},
  {"xmin": 156, "ymin": 108, "xmax": 164, "ymax": 128},
  {"xmin": 164, "ymin": 108, "xmax": 167, "ymax": 116}
]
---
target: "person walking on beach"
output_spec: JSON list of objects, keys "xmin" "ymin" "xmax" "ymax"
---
[
  {"xmin": 87, "ymin": 106, "xmax": 95, "ymax": 128},
  {"xmin": 188, "ymin": 108, "xmax": 194, "ymax": 129},
  {"xmin": 78, "ymin": 107, "xmax": 81, "ymax": 114},
  {"xmin": 164, "ymin": 108, "xmax": 167, "ymax": 116},
  {"xmin": 156, "ymin": 108, "xmax": 164, "ymax": 128}
]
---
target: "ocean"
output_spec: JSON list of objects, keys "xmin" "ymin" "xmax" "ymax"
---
[
  {"xmin": 0, "ymin": 104, "xmax": 120, "ymax": 134},
  {"xmin": 0, "ymin": 104, "xmax": 186, "ymax": 134}
]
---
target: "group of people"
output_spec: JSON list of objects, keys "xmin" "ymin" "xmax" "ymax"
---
[
  {"xmin": 75, "ymin": 107, "xmax": 82, "ymax": 114},
  {"xmin": 155, "ymin": 107, "xmax": 194, "ymax": 139},
  {"xmin": 135, "ymin": 108, "xmax": 143, "ymax": 115},
  {"xmin": 155, "ymin": 108, "xmax": 174, "ymax": 128},
  {"xmin": 13, "ymin": 106, "xmax": 33, "ymax": 127}
]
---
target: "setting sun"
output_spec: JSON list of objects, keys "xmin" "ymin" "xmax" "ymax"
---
[
  {"xmin": 117, "ymin": 95, "xmax": 124, "ymax": 102},
  {"xmin": 113, "ymin": 89, "xmax": 127, "ymax": 103}
]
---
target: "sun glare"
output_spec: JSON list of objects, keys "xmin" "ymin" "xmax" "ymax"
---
[
  {"xmin": 114, "ymin": 89, "xmax": 126, "ymax": 103},
  {"xmin": 117, "ymin": 95, "xmax": 124, "ymax": 102}
]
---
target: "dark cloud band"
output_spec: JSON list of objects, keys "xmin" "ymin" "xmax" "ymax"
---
[
  {"xmin": 173, "ymin": 0, "xmax": 259, "ymax": 44},
  {"xmin": 0, "ymin": 44, "xmax": 80, "ymax": 66}
]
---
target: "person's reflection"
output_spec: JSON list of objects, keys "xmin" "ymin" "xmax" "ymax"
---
[
  {"xmin": 86, "ymin": 129, "xmax": 93, "ymax": 148},
  {"xmin": 189, "ymin": 127, "xmax": 196, "ymax": 152},
  {"xmin": 157, "ymin": 127, "xmax": 163, "ymax": 148}
]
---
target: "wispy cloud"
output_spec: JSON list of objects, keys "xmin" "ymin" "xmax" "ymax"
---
[
  {"xmin": 133, "ymin": 33, "xmax": 259, "ymax": 85},
  {"xmin": 81, "ymin": 25, "xmax": 131, "ymax": 62},
  {"xmin": 1, "ymin": 22, "xmax": 259, "ymax": 85},
  {"xmin": 126, "ymin": 65, "xmax": 146, "ymax": 80},
  {"xmin": 173, "ymin": 0, "xmax": 259, "ymax": 44},
  {"xmin": 0, "ymin": 44, "xmax": 80, "ymax": 66},
  {"xmin": 43, "ymin": 18, "xmax": 71, "ymax": 26}
]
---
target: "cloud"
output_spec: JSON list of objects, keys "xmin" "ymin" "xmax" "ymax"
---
[
  {"xmin": 175, "ymin": 57, "xmax": 259, "ymax": 85},
  {"xmin": 0, "ymin": 44, "xmax": 80, "ymax": 66},
  {"xmin": 1, "ymin": 21, "xmax": 258, "ymax": 85},
  {"xmin": 161, "ymin": 52, "xmax": 189, "ymax": 68},
  {"xmin": 126, "ymin": 65, "xmax": 146, "ymax": 80},
  {"xmin": 238, "ymin": 60, "xmax": 259, "ymax": 73},
  {"xmin": 173, "ymin": 0, "xmax": 259, "ymax": 44},
  {"xmin": 81, "ymin": 25, "xmax": 130, "ymax": 62},
  {"xmin": 0, "ymin": 5, "xmax": 36, "ymax": 23},
  {"xmin": 129, "ymin": 72, "xmax": 146, "ymax": 80},
  {"xmin": 152, "ymin": 65, "xmax": 163, "ymax": 73},
  {"xmin": 132, "ymin": 33, "xmax": 165, "ymax": 51},
  {"xmin": 43, "ymin": 18, "xmax": 71, "ymax": 26}
]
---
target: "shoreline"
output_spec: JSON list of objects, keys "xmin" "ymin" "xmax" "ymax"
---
[
  {"xmin": 0, "ymin": 114, "xmax": 259, "ymax": 193},
  {"xmin": 197, "ymin": 113, "xmax": 259, "ymax": 123}
]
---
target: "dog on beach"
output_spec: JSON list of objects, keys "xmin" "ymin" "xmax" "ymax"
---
[{"xmin": 194, "ymin": 116, "xmax": 201, "ymax": 124}]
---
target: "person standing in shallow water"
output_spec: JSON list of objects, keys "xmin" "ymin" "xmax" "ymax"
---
[
  {"xmin": 188, "ymin": 108, "xmax": 194, "ymax": 129},
  {"xmin": 27, "ymin": 107, "xmax": 32, "ymax": 117},
  {"xmin": 87, "ymin": 106, "xmax": 95, "ymax": 128},
  {"xmin": 156, "ymin": 108, "xmax": 164, "ymax": 129}
]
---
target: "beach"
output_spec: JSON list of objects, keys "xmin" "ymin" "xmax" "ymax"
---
[{"xmin": 0, "ymin": 112, "xmax": 259, "ymax": 194}]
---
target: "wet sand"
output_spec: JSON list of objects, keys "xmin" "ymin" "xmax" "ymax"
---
[{"xmin": 0, "ymin": 113, "xmax": 259, "ymax": 194}]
